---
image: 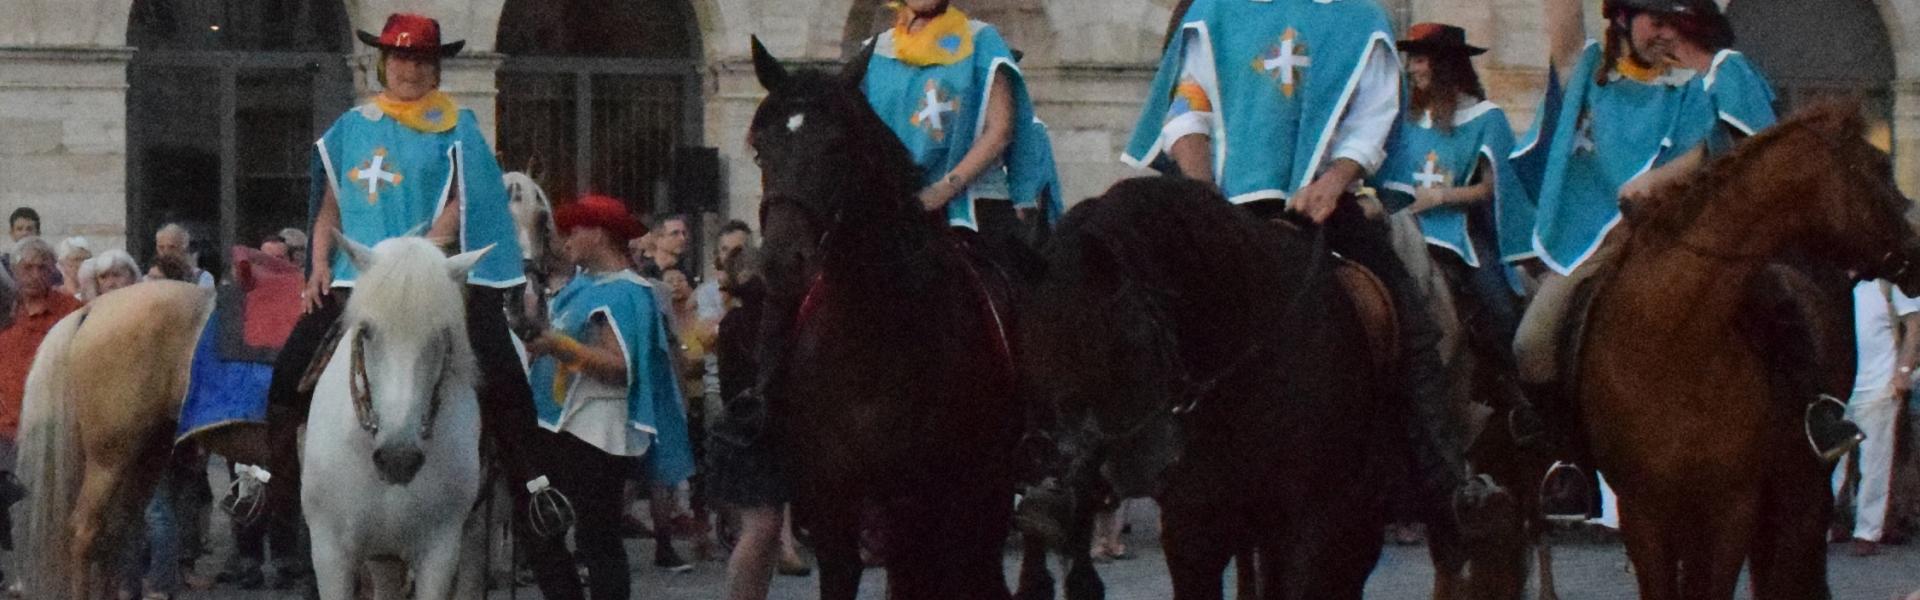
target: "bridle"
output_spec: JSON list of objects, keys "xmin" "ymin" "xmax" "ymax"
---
[
  {"xmin": 348, "ymin": 325, "xmax": 458, "ymax": 440},
  {"xmin": 1081, "ymin": 223, "xmax": 1330, "ymax": 443}
]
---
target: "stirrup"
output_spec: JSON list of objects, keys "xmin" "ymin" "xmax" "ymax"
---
[
  {"xmin": 220, "ymin": 465, "xmax": 270, "ymax": 527},
  {"xmin": 1538, "ymin": 461, "xmax": 1592, "ymax": 523},
  {"xmin": 526, "ymin": 476, "xmax": 577, "ymax": 538},
  {"xmin": 1806, "ymin": 395, "xmax": 1865, "ymax": 464}
]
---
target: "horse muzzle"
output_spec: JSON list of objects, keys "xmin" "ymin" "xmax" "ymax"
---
[{"xmin": 371, "ymin": 444, "xmax": 426, "ymax": 485}]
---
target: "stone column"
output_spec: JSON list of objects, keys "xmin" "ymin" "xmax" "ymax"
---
[{"xmin": 0, "ymin": 46, "xmax": 134, "ymax": 252}]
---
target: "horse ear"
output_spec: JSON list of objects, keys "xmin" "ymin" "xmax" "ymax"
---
[
  {"xmin": 751, "ymin": 36, "xmax": 788, "ymax": 93},
  {"xmin": 330, "ymin": 228, "xmax": 375, "ymax": 274},
  {"xmin": 841, "ymin": 38, "xmax": 876, "ymax": 91},
  {"xmin": 447, "ymin": 244, "xmax": 494, "ymax": 280}
]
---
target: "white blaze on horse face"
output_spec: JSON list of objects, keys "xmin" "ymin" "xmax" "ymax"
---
[{"xmin": 787, "ymin": 112, "xmax": 805, "ymax": 133}]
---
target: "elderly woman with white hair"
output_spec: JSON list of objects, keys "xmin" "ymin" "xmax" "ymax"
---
[
  {"xmin": 77, "ymin": 249, "xmax": 140, "ymax": 302},
  {"xmin": 54, "ymin": 237, "xmax": 92, "ymax": 299}
]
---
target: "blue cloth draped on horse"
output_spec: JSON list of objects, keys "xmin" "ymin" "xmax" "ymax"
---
[{"xmin": 177, "ymin": 248, "xmax": 303, "ymax": 441}]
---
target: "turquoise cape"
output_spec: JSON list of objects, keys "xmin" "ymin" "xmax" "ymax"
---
[
  {"xmin": 528, "ymin": 270, "xmax": 697, "ymax": 486},
  {"xmin": 863, "ymin": 22, "xmax": 1059, "ymax": 230},
  {"xmin": 1123, "ymin": 0, "xmax": 1394, "ymax": 203},
  {"xmin": 1521, "ymin": 42, "xmax": 1715, "ymax": 274},
  {"xmin": 1373, "ymin": 100, "xmax": 1535, "ymax": 267},
  {"xmin": 311, "ymin": 104, "xmax": 524, "ymax": 287}
]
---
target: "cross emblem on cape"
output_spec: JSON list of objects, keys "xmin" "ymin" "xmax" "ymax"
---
[
  {"xmin": 1253, "ymin": 28, "xmax": 1312, "ymax": 97},
  {"xmin": 348, "ymin": 148, "xmax": 404, "ymax": 204},
  {"xmin": 911, "ymin": 79, "xmax": 958, "ymax": 141},
  {"xmin": 1414, "ymin": 151, "xmax": 1450, "ymax": 189}
]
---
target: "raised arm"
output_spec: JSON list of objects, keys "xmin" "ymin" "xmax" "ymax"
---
[{"xmin": 1546, "ymin": 0, "xmax": 1587, "ymax": 87}]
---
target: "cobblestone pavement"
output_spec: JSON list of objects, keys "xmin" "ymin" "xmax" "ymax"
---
[{"xmin": 156, "ymin": 502, "xmax": 1918, "ymax": 600}]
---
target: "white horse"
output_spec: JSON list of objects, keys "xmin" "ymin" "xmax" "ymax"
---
[{"xmin": 302, "ymin": 235, "xmax": 491, "ymax": 600}]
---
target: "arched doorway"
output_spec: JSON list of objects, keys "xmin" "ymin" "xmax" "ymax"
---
[
  {"xmin": 495, "ymin": 0, "xmax": 703, "ymax": 216},
  {"xmin": 1728, "ymin": 0, "xmax": 1896, "ymax": 149},
  {"xmin": 126, "ymin": 0, "xmax": 355, "ymax": 267}
]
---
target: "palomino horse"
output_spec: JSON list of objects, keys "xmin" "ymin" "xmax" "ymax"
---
[
  {"xmin": 1023, "ymin": 177, "xmax": 1398, "ymax": 598},
  {"xmin": 748, "ymin": 39, "xmax": 1024, "ymax": 599},
  {"xmin": 302, "ymin": 235, "xmax": 491, "ymax": 600},
  {"xmin": 16, "ymin": 280, "xmax": 273, "ymax": 599},
  {"xmin": 1579, "ymin": 103, "xmax": 1920, "ymax": 599}
]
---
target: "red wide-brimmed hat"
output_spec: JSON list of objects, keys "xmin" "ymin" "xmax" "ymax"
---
[
  {"xmin": 356, "ymin": 13, "xmax": 465, "ymax": 57},
  {"xmin": 1397, "ymin": 23, "xmax": 1488, "ymax": 57},
  {"xmin": 556, "ymin": 195, "xmax": 648, "ymax": 242}
]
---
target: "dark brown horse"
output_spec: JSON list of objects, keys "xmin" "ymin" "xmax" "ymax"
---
[
  {"xmin": 1579, "ymin": 103, "xmax": 1920, "ymax": 600},
  {"xmin": 747, "ymin": 38, "xmax": 1023, "ymax": 599},
  {"xmin": 1023, "ymin": 177, "xmax": 1400, "ymax": 599}
]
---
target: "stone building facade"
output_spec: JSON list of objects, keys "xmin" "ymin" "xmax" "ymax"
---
[{"xmin": 1, "ymin": 0, "xmax": 1914, "ymax": 258}]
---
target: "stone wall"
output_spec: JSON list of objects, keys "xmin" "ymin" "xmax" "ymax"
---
[{"xmin": 0, "ymin": 47, "xmax": 132, "ymax": 251}]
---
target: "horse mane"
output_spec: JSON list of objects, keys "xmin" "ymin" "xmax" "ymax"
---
[
  {"xmin": 345, "ymin": 238, "xmax": 472, "ymax": 351},
  {"xmin": 754, "ymin": 65, "xmax": 925, "ymax": 207},
  {"xmin": 1631, "ymin": 101, "xmax": 1868, "ymax": 240}
]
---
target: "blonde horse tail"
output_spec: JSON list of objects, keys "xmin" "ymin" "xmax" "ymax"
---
[{"xmin": 15, "ymin": 306, "xmax": 89, "ymax": 598}]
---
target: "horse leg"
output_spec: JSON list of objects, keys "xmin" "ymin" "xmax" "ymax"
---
[
  {"xmin": 1161, "ymin": 496, "xmax": 1234, "ymax": 600},
  {"xmin": 1014, "ymin": 530, "xmax": 1055, "ymax": 600},
  {"xmin": 1617, "ymin": 505, "xmax": 1681, "ymax": 600},
  {"xmin": 408, "ymin": 526, "xmax": 466, "ymax": 600},
  {"xmin": 1749, "ymin": 456, "xmax": 1834, "ymax": 600},
  {"xmin": 811, "ymin": 509, "xmax": 864, "ymax": 600},
  {"xmin": 309, "ymin": 531, "xmax": 361, "ymax": 600},
  {"xmin": 1060, "ymin": 493, "xmax": 1106, "ymax": 600},
  {"xmin": 1426, "ymin": 516, "xmax": 1468, "ymax": 600}
]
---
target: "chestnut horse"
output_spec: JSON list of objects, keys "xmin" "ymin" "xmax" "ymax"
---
[
  {"xmin": 16, "ymin": 281, "xmax": 272, "ymax": 599},
  {"xmin": 1579, "ymin": 103, "xmax": 1920, "ymax": 599}
]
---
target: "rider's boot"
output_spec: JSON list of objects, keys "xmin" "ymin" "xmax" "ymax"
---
[{"xmin": 1517, "ymin": 381, "xmax": 1593, "ymax": 521}]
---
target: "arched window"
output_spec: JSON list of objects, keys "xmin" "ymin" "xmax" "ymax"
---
[
  {"xmin": 126, "ymin": 0, "xmax": 354, "ymax": 267},
  {"xmin": 495, "ymin": 0, "xmax": 703, "ymax": 215},
  {"xmin": 1729, "ymin": 0, "xmax": 1896, "ymax": 149}
]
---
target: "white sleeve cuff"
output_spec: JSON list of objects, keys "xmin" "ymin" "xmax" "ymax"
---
[
  {"xmin": 1161, "ymin": 111, "xmax": 1214, "ymax": 148},
  {"xmin": 1331, "ymin": 143, "xmax": 1387, "ymax": 176}
]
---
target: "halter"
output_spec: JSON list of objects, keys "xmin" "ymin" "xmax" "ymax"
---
[{"xmin": 348, "ymin": 326, "xmax": 457, "ymax": 439}]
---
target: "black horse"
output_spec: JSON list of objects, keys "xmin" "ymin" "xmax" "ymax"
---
[
  {"xmin": 1021, "ymin": 177, "xmax": 1402, "ymax": 599},
  {"xmin": 747, "ymin": 38, "xmax": 1024, "ymax": 599}
]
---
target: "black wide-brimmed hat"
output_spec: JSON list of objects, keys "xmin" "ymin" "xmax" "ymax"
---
[
  {"xmin": 1397, "ymin": 23, "xmax": 1488, "ymax": 57},
  {"xmin": 356, "ymin": 13, "xmax": 465, "ymax": 57}
]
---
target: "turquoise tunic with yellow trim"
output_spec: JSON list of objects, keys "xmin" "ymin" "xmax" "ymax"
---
[
  {"xmin": 311, "ymin": 103, "xmax": 523, "ymax": 287},
  {"xmin": 1373, "ymin": 100, "xmax": 1535, "ymax": 267},
  {"xmin": 863, "ymin": 21, "xmax": 1058, "ymax": 231},
  {"xmin": 528, "ymin": 270, "xmax": 696, "ymax": 486}
]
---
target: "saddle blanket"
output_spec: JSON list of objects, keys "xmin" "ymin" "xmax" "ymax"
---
[{"xmin": 177, "ymin": 301, "xmax": 272, "ymax": 443}]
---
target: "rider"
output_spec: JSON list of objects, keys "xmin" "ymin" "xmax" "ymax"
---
[
  {"xmin": 524, "ymin": 195, "xmax": 695, "ymax": 600},
  {"xmin": 262, "ymin": 12, "xmax": 569, "ymax": 535},
  {"xmin": 1123, "ymin": 0, "xmax": 1472, "ymax": 528},
  {"xmin": 858, "ymin": 0, "xmax": 1062, "ymax": 248},
  {"xmin": 1512, "ymin": 0, "xmax": 1860, "ymax": 518},
  {"xmin": 1372, "ymin": 22, "xmax": 1535, "ymax": 378}
]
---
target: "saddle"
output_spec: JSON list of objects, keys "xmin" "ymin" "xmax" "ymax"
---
[{"xmin": 1333, "ymin": 258, "xmax": 1398, "ymax": 375}]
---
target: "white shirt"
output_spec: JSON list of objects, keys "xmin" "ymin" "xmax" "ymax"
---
[
  {"xmin": 1851, "ymin": 279, "xmax": 1920, "ymax": 392},
  {"xmin": 1160, "ymin": 27, "xmax": 1400, "ymax": 192}
]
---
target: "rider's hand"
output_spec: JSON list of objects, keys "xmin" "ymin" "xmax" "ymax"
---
[
  {"xmin": 303, "ymin": 266, "xmax": 333, "ymax": 314},
  {"xmin": 1409, "ymin": 186, "xmax": 1450, "ymax": 215},
  {"xmin": 917, "ymin": 179, "xmax": 960, "ymax": 213},
  {"xmin": 1894, "ymin": 369, "xmax": 1914, "ymax": 398},
  {"xmin": 1290, "ymin": 176, "xmax": 1346, "ymax": 224},
  {"xmin": 1618, "ymin": 175, "xmax": 1658, "ymax": 205}
]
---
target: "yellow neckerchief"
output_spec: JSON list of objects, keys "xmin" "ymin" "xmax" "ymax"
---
[
  {"xmin": 1613, "ymin": 56, "xmax": 1669, "ymax": 84},
  {"xmin": 889, "ymin": 3, "xmax": 974, "ymax": 67},
  {"xmin": 375, "ymin": 90, "xmax": 459, "ymax": 133}
]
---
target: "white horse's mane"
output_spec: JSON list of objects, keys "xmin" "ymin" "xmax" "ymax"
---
[{"xmin": 343, "ymin": 238, "xmax": 476, "ymax": 380}]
